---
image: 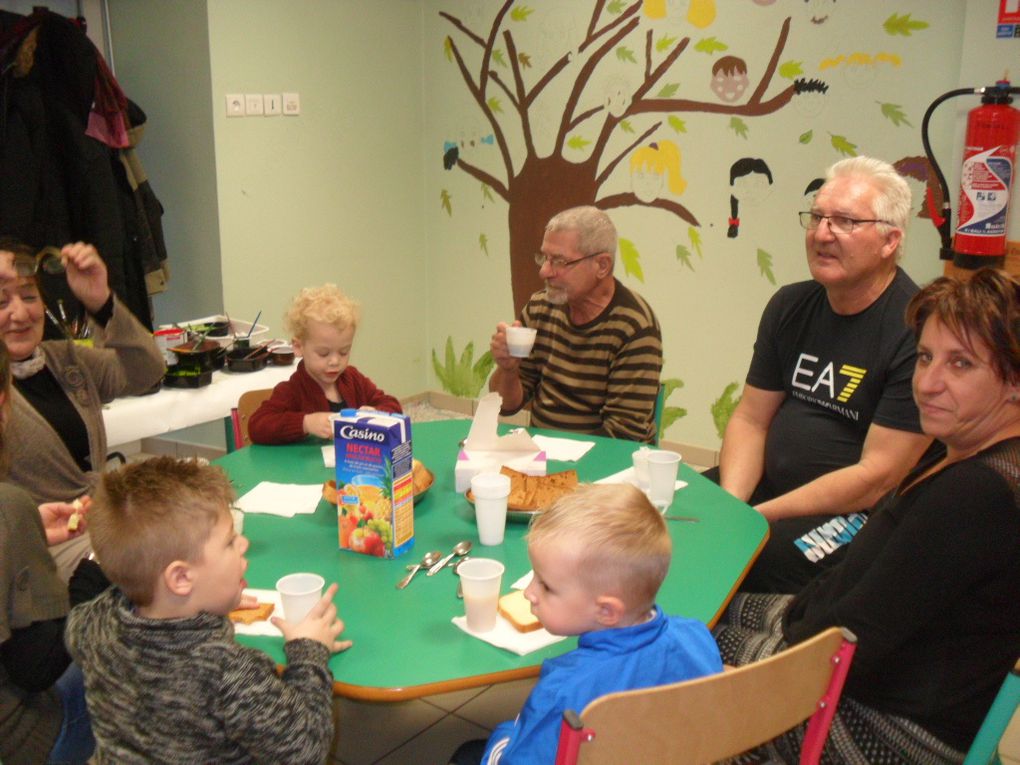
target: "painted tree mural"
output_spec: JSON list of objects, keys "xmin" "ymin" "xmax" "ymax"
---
[{"xmin": 441, "ymin": 0, "xmax": 807, "ymax": 315}]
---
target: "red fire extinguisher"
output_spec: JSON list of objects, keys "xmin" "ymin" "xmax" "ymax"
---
[{"xmin": 922, "ymin": 80, "xmax": 1020, "ymax": 268}]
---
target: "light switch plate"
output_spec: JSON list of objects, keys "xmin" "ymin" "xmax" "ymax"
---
[
  {"xmin": 264, "ymin": 94, "xmax": 281, "ymax": 116},
  {"xmin": 282, "ymin": 92, "xmax": 300, "ymax": 116},
  {"xmin": 244, "ymin": 94, "xmax": 264, "ymax": 116},
  {"xmin": 225, "ymin": 94, "xmax": 244, "ymax": 117}
]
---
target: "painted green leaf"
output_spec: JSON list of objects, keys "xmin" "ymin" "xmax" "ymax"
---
[
  {"xmin": 440, "ymin": 189, "xmax": 452, "ymax": 216},
  {"xmin": 487, "ymin": 96, "xmax": 503, "ymax": 114},
  {"xmin": 729, "ymin": 117, "xmax": 749, "ymax": 139},
  {"xmin": 659, "ymin": 377, "xmax": 687, "ymax": 439},
  {"xmin": 688, "ymin": 226, "xmax": 703, "ymax": 258},
  {"xmin": 607, "ymin": 0, "xmax": 626, "ymax": 14},
  {"xmin": 830, "ymin": 133, "xmax": 858, "ymax": 157},
  {"xmin": 657, "ymin": 83, "xmax": 680, "ymax": 98},
  {"xmin": 619, "ymin": 238, "xmax": 644, "ymax": 282},
  {"xmin": 778, "ymin": 60, "xmax": 803, "ymax": 79},
  {"xmin": 879, "ymin": 101, "xmax": 912, "ymax": 127},
  {"xmin": 757, "ymin": 248, "xmax": 776, "ymax": 285},
  {"xmin": 443, "ymin": 36, "xmax": 453, "ymax": 63},
  {"xmin": 799, "ymin": 129, "xmax": 813, "ymax": 144},
  {"xmin": 620, "ymin": 119, "xmax": 635, "ymax": 134},
  {"xmin": 567, "ymin": 134, "xmax": 591, "ymax": 150},
  {"xmin": 510, "ymin": 5, "xmax": 533, "ymax": 21},
  {"xmin": 616, "ymin": 46, "xmax": 637, "ymax": 63},
  {"xmin": 479, "ymin": 233, "xmax": 489, "ymax": 255},
  {"xmin": 668, "ymin": 115, "xmax": 687, "ymax": 134},
  {"xmin": 481, "ymin": 184, "xmax": 495, "ymax": 203},
  {"xmin": 694, "ymin": 37, "xmax": 728, "ymax": 54},
  {"xmin": 656, "ymin": 34, "xmax": 678, "ymax": 53},
  {"xmin": 431, "ymin": 338, "xmax": 495, "ymax": 398},
  {"xmin": 884, "ymin": 13, "xmax": 929, "ymax": 36},
  {"xmin": 711, "ymin": 382, "xmax": 741, "ymax": 440},
  {"xmin": 675, "ymin": 244, "xmax": 694, "ymax": 271},
  {"xmin": 492, "ymin": 49, "xmax": 508, "ymax": 67},
  {"xmin": 518, "ymin": 52, "xmax": 531, "ymax": 68}
]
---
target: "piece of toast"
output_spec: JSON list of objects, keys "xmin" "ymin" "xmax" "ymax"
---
[
  {"xmin": 498, "ymin": 590, "xmax": 542, "ymax": 633},
  {"xmin": 498, "ymin": 467, "xmax": 579, "ymax": 511},
  {"xmin": 228, "ymin": 602, "xmax": 275, "ymax": 625}
]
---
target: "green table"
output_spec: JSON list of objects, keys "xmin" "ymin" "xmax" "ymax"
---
[{"xmin": 217, "ymin": 420, "xmax": 767, "ymax": 701}]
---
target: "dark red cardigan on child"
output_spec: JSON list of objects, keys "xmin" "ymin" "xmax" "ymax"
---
[{"xmin": 248, "ymin": 361, "xmax": 402, "ymax": 444}]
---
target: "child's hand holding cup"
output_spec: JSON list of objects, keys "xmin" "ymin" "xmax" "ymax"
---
[{"xmin": 273, "ymin": 577, "xmax": 353, "ymax": 653}]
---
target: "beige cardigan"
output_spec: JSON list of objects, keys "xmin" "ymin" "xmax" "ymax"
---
[{"xmin": 8, "ymin": 297, "xmax": 165, "ymax": 506}]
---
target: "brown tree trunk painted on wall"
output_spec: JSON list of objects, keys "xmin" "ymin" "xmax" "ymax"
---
[{"xmin": 507, "ymin": 154, "xmax": 599, "ymax": 317}]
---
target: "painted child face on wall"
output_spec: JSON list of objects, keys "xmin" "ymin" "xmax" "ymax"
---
[
  {"xmin": 294, "ymin": 320, "xmax": 356, "ymax": 395},
  {"xmin": 631, "ymin": 165, "xmax": 664, "ymax": 203},
  {"xmin": 711, "ymin": 66, "xmax": 749, "ymax": 102}
]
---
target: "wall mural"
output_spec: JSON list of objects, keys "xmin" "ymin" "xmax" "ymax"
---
[{"xmin": 433, "ymin": 0, "xmax": 934, "ymax": 443}]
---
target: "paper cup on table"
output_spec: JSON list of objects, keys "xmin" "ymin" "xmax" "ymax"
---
[
  {"xmin": 632, "ymin": 446, "xmax": 651, "ymax": 491},
  {"xmin": 275, "ymin": 573, "xmax": 325, "ymax": 623},
  {"xmin": 471, "ymin": 473, "xmax": 511, "ymax": 546},
  {"xmin": 505, "ymin": 326, "xmax": 538, "ymax": 358},
  {"xmin": 646, "ymin": 450, "xmax": 682, "ymax": 512},
  {"xmin": 458, "ymin": 558, "xmax": 505, "ymax": 632}
]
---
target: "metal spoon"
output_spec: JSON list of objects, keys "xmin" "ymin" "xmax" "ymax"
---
[
  {"xmin": 453, "ymin": 555, "xmax": 472, "ymax": 599},
  {"xmin": 396, "ymin": 550, "xmax": 442, "ymax": 590},
  {"xmin": 427, "ymin": 540, "xmax": 472, "ymax": 576}
]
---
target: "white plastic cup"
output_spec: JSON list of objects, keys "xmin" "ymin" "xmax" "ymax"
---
[
  {"xmin": 471, "ymin": 473, "xmax": 511, "ymax": 546},
  {"xmin": 505, "ymin": 326, "xmax": 538, "ymax": 358},
  {"xmin": 632, "ymin": 446, "xmax": 651, "ymax": 491},
  {"xmin": 458, "ymin": 558, "xmax": 505, "ymax": 632},
  {"xmin": 646, "ymin": 450, "xmax": 682, "ymax": 512},
  {"xmin": 275, "ymin": 572, "xmax": 325, "ymax": 623}
]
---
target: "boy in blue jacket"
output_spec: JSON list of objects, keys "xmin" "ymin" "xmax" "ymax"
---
[{"xmin": 453, "ymin": 482, "xmax": 722, "ymax": 764}]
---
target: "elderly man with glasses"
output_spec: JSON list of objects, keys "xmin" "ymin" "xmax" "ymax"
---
[
  {"xmin": 711, "ymin": 156, "xmax": 935, "ymax": 594},
  {"xmin": 488, "ymin": 206, "xmax": 662, "ymax": 443}
]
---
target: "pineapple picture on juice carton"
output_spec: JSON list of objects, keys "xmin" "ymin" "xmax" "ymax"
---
[{"xmin": 333, "ymin": 410, "xmax": 414, "ymax": 558}]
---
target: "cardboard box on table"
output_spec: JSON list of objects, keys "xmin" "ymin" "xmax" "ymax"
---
[
  {"xmin": 333, "ymin": 410, "xmax": 414, "ymax": 558},
  {"xmin": 454, "ymin": 393, "xmax": 547, "ymax": 492}
]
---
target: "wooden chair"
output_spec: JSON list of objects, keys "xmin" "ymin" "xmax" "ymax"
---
[
  {"xmin": 964, "ymin": 658, "xmax": 1020, "ymax": 765},
  {"xmin": 554, "ymin": 626, "xmax": 857, "ymax": 765},
  {"xmin": 229, "ymin": 388, "xmax": 273, "ymax": 450}
]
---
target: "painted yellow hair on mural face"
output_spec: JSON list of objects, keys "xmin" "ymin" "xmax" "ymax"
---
[
  {"xmin": 643, "ymin": 0, "xmax": 666, "ymax": 20},
  {"xmin": 688, "ymin": 0, "xmax": 716, "ymax": 28},
  {"xmin": 630, "ymin": 140, "xmax": 686, "ymax": 203}
]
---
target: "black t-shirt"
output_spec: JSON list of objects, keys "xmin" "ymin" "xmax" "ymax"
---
[
  {"xmin": 783, "ymin": 438, "xmax": 1020, "ymax": 751},
  {"xmin": 746, "ymin": 268, "xmax": 922, "ymax": 498}
]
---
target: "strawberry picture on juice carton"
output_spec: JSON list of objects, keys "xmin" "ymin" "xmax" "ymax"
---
[{"xmin": 333, "ymin": 410, "xmax": 414, "ymax": 558}]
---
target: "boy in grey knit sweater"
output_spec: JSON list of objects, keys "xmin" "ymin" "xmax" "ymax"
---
[{"xmin": 66, "ymin": 457, "xmax": 352, "ymax": 764}]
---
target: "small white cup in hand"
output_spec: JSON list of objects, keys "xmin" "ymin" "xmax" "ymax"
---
[
  {"xmin": 276, "ymin": 572, "xmax": 325, "ymax": 623},
  {"xmin": 505, "ymin": 326, "xmax": 538, "ymax": 358},
  {"xmin": 471, "ymin": 473, "xmax": 511, "ymax": 546},
  {"xmin": 646, "ymin": 450, "xmax": 682, "ymax": 512},
  {"xmin": 458, "ymin": 558, "xmax": 505, "ymax": 632}
]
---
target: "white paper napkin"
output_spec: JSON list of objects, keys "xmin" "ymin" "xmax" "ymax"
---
[
  {"xmin": 322, "ymin": 445, "xmax": 335, "ymax": 468},
  {"xmin": 230, "ymin": 589, "xmax": 283, "ymax": 637},
  {"xmin": 530, "ymin": 435, "xmax": 595, "ymax": 462},
  {"xmin": 235, "ymin": 482, "xmax": 323, "ymax": 517},
  {"xmin": 452, "ymin": 614, "xmax": 566, "ymax": 656},
  {"xmin": 512, "ymin": 571, "xmax": 533, "ymax": 590},
  {"xmin": 595, "ymin": 466, "xmax": 688, "ymax": 491}
]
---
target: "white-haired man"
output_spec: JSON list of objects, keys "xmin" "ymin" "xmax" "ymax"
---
[
  {"xmin": 715, "ymin": 156, "xmax": 935, "ymax": 592},
  {"xmin": 489, "ymin": 206, "xmax": 662, "ymax": 443}
]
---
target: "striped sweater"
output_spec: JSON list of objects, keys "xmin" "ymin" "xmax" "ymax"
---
[
  {"xmin": 66, "ymin": 589, "xmax": 334, "ymax": 764},
  {"xmin": 513, "ymin": 280, "xmax": 662, "ymax": 443}
]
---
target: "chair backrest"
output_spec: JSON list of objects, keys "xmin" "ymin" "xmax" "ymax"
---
[
  {"xmin": 555, "ymin": 626, "xmax": 857, "ymax": 765},
  {"xmin": 652, "ymin": 383, "xmax": 665, "ymax": 446},
  {"xmin": 964, "ymin": 658, "xmax": 1020, "ymax": 765},
  {"xmin": 232, "ymin": 388, "xmax": 273, "ymax": 450}
]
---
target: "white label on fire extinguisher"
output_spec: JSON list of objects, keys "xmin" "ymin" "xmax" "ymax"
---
[{"xmin": 958, "ymin": 146, "xmax": 1012, "ymax": 237}]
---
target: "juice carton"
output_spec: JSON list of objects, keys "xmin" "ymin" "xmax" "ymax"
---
[{"xmin": 333, "ymin": 409, "xmax": 414, "ymax": 558}]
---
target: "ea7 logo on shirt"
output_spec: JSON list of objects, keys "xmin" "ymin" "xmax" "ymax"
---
[{"xmin": 791, "ymin": 353, "xmax": 867, "ymax": 403}]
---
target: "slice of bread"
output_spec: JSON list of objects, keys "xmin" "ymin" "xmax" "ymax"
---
[
  {"xmin": 229, "ymin": 602, "xmax": 275, "ymax": 625},
  {"xmin": 498, "ymin": 467, "xmax": 579, "ymax": 511},
  {"xmin": 498, "ymin": 589, "xmax": 542, "ymax": 633}
]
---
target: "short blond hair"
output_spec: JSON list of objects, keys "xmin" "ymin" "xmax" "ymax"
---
[
  {"xmin": 528, "ymin": 483, "xmax": 670, "ymax": 613},
  {"xmin": 89, "ymin": 457, "xmax": 235, "ymax": 606},
  {"xmin": 284, "ymin": 283, "xmax": 361, "ymax": 341}
]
